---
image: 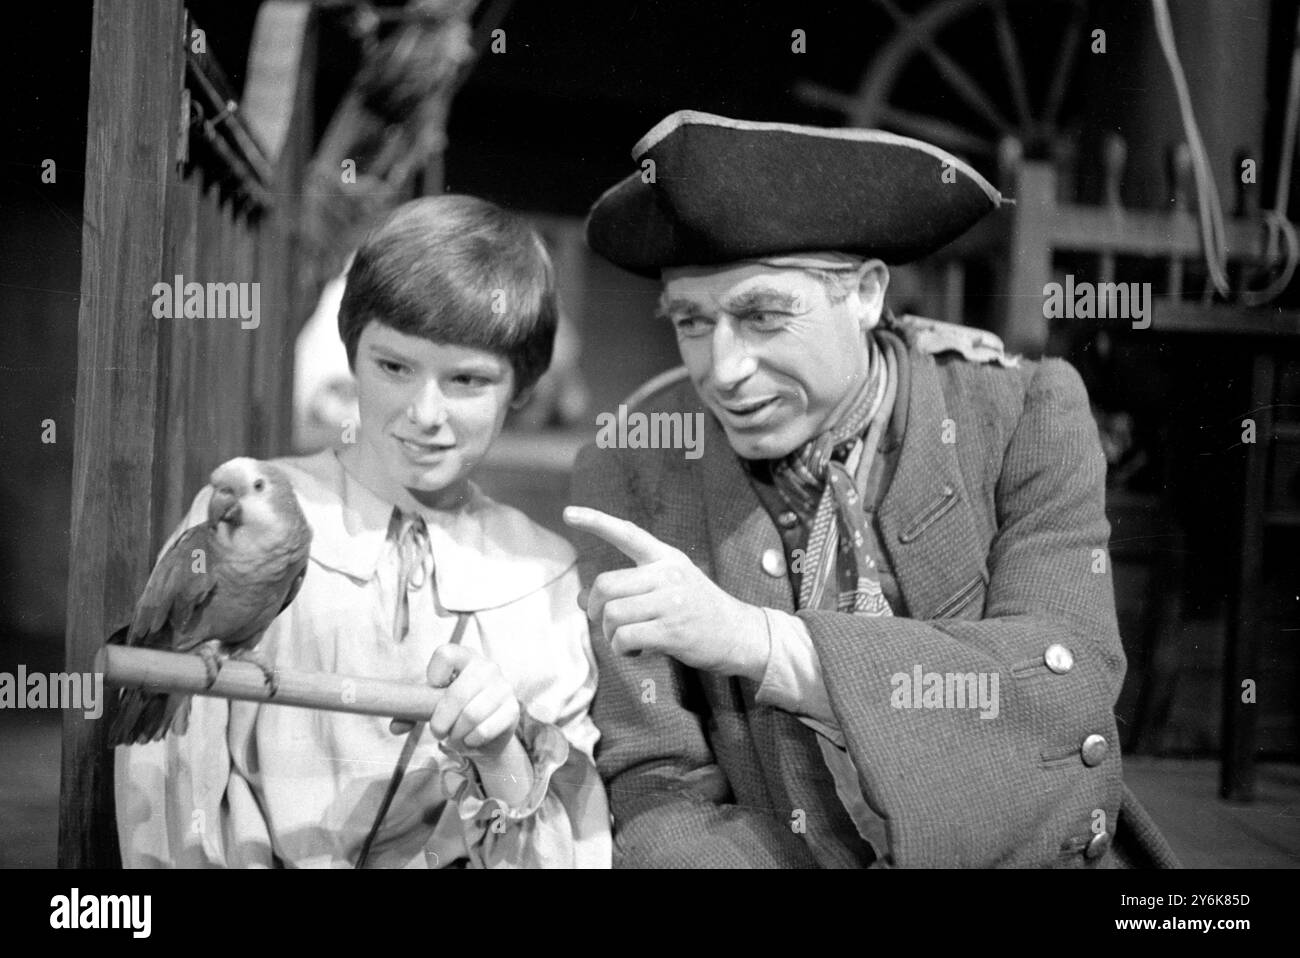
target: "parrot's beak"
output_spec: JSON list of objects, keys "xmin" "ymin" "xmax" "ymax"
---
[{"xmin": 209, "ymin": 487, "xmax": 242, "ymax": 526}]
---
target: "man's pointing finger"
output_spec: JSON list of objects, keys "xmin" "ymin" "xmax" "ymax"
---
[{"xmin": 563, "ymin": 505, "xmax": 675, "ymax": 566}]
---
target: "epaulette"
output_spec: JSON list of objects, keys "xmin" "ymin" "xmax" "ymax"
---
[{"xmin": 885, "ymin": 313, "xmax": 1020, "ymax": 368}]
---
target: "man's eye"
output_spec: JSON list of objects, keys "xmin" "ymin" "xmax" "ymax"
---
[
  {"xmin": 378, "ymin": 359, "xmax": 409, "ymax": 376},
  {"xmin": 674, "ymin": 317, "xmax": 711, "ymax": 337},
  {"xmin": 744, "ymin": 311, "xmax": 785, "ymax": 328},
  {"xmin": 452, "ymin": 374, "xmax": 491, "ymax": 387}
]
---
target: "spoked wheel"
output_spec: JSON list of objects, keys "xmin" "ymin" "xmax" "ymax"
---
[{"xmin": 798, "ymin": 0, "xmax": 1090, "ymax": 164}]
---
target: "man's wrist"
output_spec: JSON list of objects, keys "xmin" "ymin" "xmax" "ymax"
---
[{"xmin": 732, "ymin": 603, "xmax": 773, "ymax": 682}]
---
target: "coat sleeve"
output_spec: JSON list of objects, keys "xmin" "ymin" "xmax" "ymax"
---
[
  {"xmin": 799, "ymin": 358, "xmax": 1128, "ymax": 867},
  {"xmin": 114, "ymin": 484, "xmax": 276, "ymax": 868},
  {"xmin": 570, "ymin": 443, "xmax": 818, "ymax": 868}
]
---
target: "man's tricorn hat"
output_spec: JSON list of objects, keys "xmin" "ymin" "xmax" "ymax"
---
[{"xmin": 586, "ymin": 110, "xmax": 1003, "ymax": 277}]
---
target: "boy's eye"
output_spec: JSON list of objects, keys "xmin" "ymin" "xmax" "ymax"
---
[
  {"xmin": 452, "ymin": 373, "xmax": 493, "ymax": 387},
  {"xmin": 377, "ymin": 359, "xmax": 409, "ymax": 376}
]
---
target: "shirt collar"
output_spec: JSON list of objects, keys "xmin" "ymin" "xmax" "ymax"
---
[{"xmin": 277, "ymin": 449, "xmax": 575, "ymax": 612}]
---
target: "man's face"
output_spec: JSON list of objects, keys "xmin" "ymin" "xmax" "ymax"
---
[
  {"xmin": 350, "ymin": 321, "xmax": 517, "ymax": 507},
  {"xmin": 658, "ymin": 261, "xmax": 887, "ymax": 460}
]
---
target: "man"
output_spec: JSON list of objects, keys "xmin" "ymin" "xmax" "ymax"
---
[{"xmin": 565, "ymin": 110, "xmax": 1178, "ymax": 868}]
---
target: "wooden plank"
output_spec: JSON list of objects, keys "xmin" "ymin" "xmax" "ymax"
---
[
  {"xmin": 153, "ymin": 148, "xmax": 199, "ymax": 548},
  {"xmin": 231, "ymin": 205, "xmax": 257, "ymax": 458},
  {"xmin": 245, "ymin": 2, "xmax": 321, "ymax": 457},
  {"xmin": 1080, "ymin": 300, "xmax": 1300, "ymax": 337},
  {"xmin": 256, "ymin": 4, "xmax": 320, "ymax": 455},
  {"xmin": 1049, "ymin": 205, "xmax": 1262, "ymax": 259},
  {"xmin": 60, "ymin": 0, "xmax": 184, "ymax": 869}
]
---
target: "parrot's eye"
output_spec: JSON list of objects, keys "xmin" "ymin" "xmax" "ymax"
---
[{"xmin": 253, "ymin": 479, "xmax": 265, "ymax": 492}]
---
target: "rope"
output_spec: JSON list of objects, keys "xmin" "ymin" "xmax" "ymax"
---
[
  {"xmin": 1152, "ymin": 0, "xmax": 1300, "ymax": 306},
  {"xmin": 1243, "ymin": 4, "xmax": 1300, "ymax": 306},
  {"xmin": 1150, "ymin": 0, "xmax": 1231, "ymax": 299}
]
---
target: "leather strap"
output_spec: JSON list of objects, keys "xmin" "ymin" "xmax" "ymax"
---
[{"xmin": 355, "ymin": 611, "xmax": 471, "ymax": 869}]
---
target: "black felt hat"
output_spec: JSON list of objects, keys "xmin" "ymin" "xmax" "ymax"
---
[{"xmin": 586, "ymin": 110, "xmax": 1003, "ymax": 277}]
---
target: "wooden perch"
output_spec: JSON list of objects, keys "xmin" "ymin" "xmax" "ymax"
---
[{"xmin": 96, "ymin": 645, "xmax": 442, "ymax": 723}]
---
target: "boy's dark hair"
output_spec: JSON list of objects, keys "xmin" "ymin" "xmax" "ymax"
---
[{"xmin": 338, "ymin": 195, "xmax": 557, "ymax": 396}]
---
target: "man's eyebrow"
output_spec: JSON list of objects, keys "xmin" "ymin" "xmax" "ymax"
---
[
  {"xmin": 654, "ymin": 298, "xmax": 704, "ymax": 322},
  {"xmin": 725, "ymin": 287, "xmax": 803, "ymax": 313}
]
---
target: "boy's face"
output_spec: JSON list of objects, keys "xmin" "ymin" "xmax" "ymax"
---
[{"xmin": 350, "ymin": 321, "xmax": 517, "ymax": 507}]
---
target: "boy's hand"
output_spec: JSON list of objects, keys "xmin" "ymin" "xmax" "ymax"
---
[
  {"xmin": 389, "ymin": 646, "xmax": 534, "ymax": 808},
  {"xmin": 422, "ymin": 644, "xmax": 520, "ymax": 756}
]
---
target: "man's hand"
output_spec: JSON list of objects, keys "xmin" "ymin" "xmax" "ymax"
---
[{"xmin": 563, "ymin": 505, "xmax": 770, "ymax": 680}]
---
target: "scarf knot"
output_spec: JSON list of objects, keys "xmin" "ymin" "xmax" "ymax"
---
[
  {"xmin": 388, "ymin": 509, "xmax": 432, "ymax": 641},
  {"xmin": 769, "ymin": 334, "xmax": 896, "ymax": 613},
  {"xmin": 772, "ymin": 335, "xmax": 887, "ymax": 514}
]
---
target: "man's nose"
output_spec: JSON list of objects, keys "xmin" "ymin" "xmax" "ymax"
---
[
  {"xmin": 406, "ymin": 380, "xmax": 449, "ymax": 429},
  {"xmin": 709, "ymin": 320, "xmax": 758, "ymax": 390}
]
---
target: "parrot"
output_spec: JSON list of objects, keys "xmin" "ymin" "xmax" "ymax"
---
[{"xmin": 107, "ymin": 457, "xmax": 312, "ymax": 745}]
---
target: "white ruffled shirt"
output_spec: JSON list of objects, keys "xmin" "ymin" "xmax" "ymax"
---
[{"xmin": 114, "ymin": 448, "xmax": 611, "ymax": 868}]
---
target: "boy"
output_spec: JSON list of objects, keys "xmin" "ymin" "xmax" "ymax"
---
[{"xmin": 116, "ymin": 196, "xmax": 610, "ymax": 868}]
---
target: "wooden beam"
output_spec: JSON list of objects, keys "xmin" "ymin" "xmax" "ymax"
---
[{"xmin": 60, "ymin": 0, "xmax": 186, "ymax": 868}]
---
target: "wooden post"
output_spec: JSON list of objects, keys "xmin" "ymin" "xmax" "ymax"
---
[
  {"xmin": 1001, "ymin": 159, "xmax": 1055, "ymax": 356},
  {"xmin": 1221, "ymin": 351, "xmax": 1272, "ymax": 801},
  {"xmin": 60, "ymin": 0, "xmax": 185, "ymax": 868}
]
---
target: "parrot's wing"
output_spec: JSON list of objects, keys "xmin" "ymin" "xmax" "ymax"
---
[
  {"xmin": 276, "ymin": 563, "xmax": 308, "ymax": 616},
  {"xmin": 126, "ymin": 523, "xmax": 220, "ymax": 649}
]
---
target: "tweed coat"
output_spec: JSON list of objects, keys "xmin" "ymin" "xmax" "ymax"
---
[{"xmin": 569, "ymin": 321, "xmax": 1180, "ymax": 869}]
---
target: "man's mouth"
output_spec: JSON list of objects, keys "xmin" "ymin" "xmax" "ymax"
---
[{"xmin": 718, "ymin": 396, "xmax": 780, "ymax": 425}]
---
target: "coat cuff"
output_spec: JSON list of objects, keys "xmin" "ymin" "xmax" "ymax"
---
[
  {"xmin": 756, "ymin": 607, "xmax": 842, "ymax": 740},
  {"xmin": 439, "ymin": 708, "xmax": 571, "ymax": 831}
]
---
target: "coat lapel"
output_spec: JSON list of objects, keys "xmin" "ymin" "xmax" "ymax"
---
[
  {"xmin": 697, "ymin": 412, "xmax": 878, "ymax": 867},
  {"xmin": 698, "ymin": 412, "xmax": 794, "ymax": 613},
  {"xmin": 876, "ymin": 345, "xmax": 988, "ymax": 619}
]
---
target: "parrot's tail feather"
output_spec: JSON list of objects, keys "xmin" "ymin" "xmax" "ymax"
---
[{"xmin": 107, "ymin": 689, "xmax": 191, "ymax": 746}]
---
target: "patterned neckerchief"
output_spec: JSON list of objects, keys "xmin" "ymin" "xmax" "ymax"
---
[{"xmin": 770, "ymin": 334, "xmax": 897, "ymax": 614}]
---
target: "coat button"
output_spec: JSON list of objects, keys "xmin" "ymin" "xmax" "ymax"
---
[
  {"xmin": 1080, "ymin": 734, "xmax": 1109, "ymax": 767},
  {"xmin": 1044, "ymin": 643, "xmax": 1074, "ymax": 674},
  {"xmin": 777, "ymin": 510, "xmax": 800, "ymax": 529},
  {"xmin": 761, "ymin": 548, "xmax": 787, "ymax": 578},
  {"xmin": 1085, "ymin": 831, "xmax": 1111, "ymax": 860}
]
